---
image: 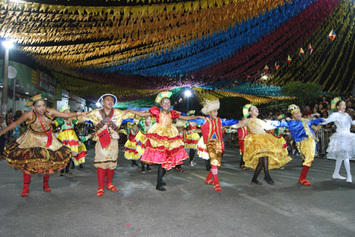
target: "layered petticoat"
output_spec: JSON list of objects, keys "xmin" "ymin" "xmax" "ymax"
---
[
  {"xmin": 244, "ymin": 133, "xmax": 292, "ymax": 170},
  {"xmin": 4, "ymin": 130, "xmax": 71, "ymax": 175},
  {"xmin": 185, "ymin": 131, "xmax": 200, "ymax": 149},
  {"xmin": 196, "ymin": 137, "xmax": 209, "ymax": 160},
  {"xmin": 124, "ymin": 140, "xmax": 141, "ymax": 160},
  {"xmin": 141, "ymin": 123, "xmax": 188, "ymax": 170},
  {"xmin": 135, "ymin": 131, "xmax": 147, "ymax": 155},
  {"xmin": 57, "ymin": 129, "xmax": 86, "ymax": 165},
  {"xmin": 326, "ymin": 131, "xmax": 355, "ymax": 160}
]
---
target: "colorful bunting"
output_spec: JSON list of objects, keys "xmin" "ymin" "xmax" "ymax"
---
[
  {"xmin": 275, "ymin": 61, "xmax": 280, "ymax": 70},
  {"xmin": 308, "ymin": 43, "xmax": 314, "ymax": 55},
  {"xmin": 328, "ymin": 29, "xmax": 337, "ymax": 41},
  {"xmin": 264, "ymin": 65, "xmax": 269, "ymax": 73},
  {"xmin": 299, "ymin": 48, "xmax": 305, "ymax": 57},
  {"xmin": 288, "ymin": 55, "xmax": 292, "ymax": 65}
]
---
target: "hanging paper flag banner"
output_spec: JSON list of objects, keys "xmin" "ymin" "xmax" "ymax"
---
[
  {"xmin": 287, "ymin": 55, "xmax": 292, "ymax": 65},
  {"xmin": 247, "ymin": 75, "xmax": 251, "ymax": 81},
  {"xmin": 299, "ymin": 48, "xmax": 304, "ymax": 57},
  {"xmin": 308, "ymin": 43, "xmax": 314, "ymax": 55},
  {"xmin": 329, "ymin": 29, "xmax": 336, "ymax": 41},
  {"xmin": 275, "ymin": 61, "xmax": 280, "ymax": 70},
  {"xmin": 233, "ymin": 80, "xmax": 238, "ymax": 86},
  {"xmin": 264, "ymin": 65, "xmax": 269, "ymax": 73}
]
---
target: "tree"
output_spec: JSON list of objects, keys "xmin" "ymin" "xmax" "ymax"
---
[{"xmin": 281, "ymin": 81, "xmax": 322, "ymax": 104}]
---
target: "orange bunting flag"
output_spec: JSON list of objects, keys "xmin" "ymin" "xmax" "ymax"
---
[
  {"xmin": 308, "ymin": 43, "xmax": 313, "ymax": 55},
  {"xmin": 275, "ymin": 61, "xmax": 280, "ymax": 70},
  {"xmin": 264, "ymin": 65, "xmax": 269, "ymax": 73},
  {"xmin": 247, "ymin": 75, "xmax": 251, "ymax": 81},
  {"xmin": 299, "ymin": 48, "xmax": 304, "ymax": 57},
  {"xmin": 329, "ymin": 29, "xmax": 336, "ymax": 41},
  {"xmin": 287, "ymin": 55, "xmax": 292, "ymax": 65}
]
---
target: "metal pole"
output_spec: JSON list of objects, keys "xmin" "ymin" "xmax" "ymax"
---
[
  {"xmin": 12, "ymin": 79, "xmax": 16, "ymax": 112},
  {"xmin": 186, "ymin": 98, "xmax": 189, "ymax": 112},
  {"xmin": 1, "ymin": 48, "xmax": 9, "ymax": 117}
]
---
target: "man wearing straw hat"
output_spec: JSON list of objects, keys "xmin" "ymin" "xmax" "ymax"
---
[{"xmin": 77, "ymin": 94, "xmax": 134, "ymax": 197}]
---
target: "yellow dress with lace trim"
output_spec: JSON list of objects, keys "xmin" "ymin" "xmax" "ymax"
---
[{"xmin": 243, "ymin": 118, "xmax": 292, "ymax": 170}]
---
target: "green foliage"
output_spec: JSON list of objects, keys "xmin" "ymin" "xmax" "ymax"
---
[
  {"xmin": 281, "ymin": 81, "xmax": 322, "ymax": 104},
  {"xmin": 218, "ymin": 97, "xmax": 250, "ymax": 119}
]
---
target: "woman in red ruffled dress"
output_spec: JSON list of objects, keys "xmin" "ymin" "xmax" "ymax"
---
[{"xmin": 127, "ymin": 92, "xmax": 200, "ymax": 191}]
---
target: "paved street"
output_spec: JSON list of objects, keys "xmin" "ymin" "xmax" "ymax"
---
[{"xmin": 1, "ymin": 146, "xmax": 355, "ymax": 237}]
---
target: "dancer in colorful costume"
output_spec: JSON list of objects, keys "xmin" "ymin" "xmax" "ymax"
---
[
  {"xmin": 268, "ymin": 104, "xmax": 324, "ymax": 186},
  {"xmin": 136, "ymin": 116, "xmax": 154, "ymax": 173},
  {"xmin": 0, "ymin": 94, "xmax": 85, "ymax": 197},
  {"xmin": 77, "ymin": 94, "xmax": 134, "ymax": 197},
  {"xmin": 123, "ymin": 123, "xmax": 141, "ymax": 167},
  {"xmin": 127, "ymin": 91, "xmax": 199, "ymax": 191},
  {"xmin": 242, "ymin": 104, "xmax": 292, "ymax": 185},
  {"xmin": 55, "ymin": 105, "xmax": 87, "ymax": 176},
  {"xmin": 190, "ymin": 99, "xmax": 243, "ymax": 191},
  {"xmin": 237, "ymin": 126, "xmax": 249, "ymax": 170},
  {"xmin": 184, "ymin": 115, "xmax": 200, "ymax": 166},
  {"xmin": 321, "ymin": 97, "xmax": 355, "ymax": 183}
]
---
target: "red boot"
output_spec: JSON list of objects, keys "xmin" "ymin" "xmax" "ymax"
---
[
  {"xmin": 299, "ymin": 166, "xmax": 311, "ymax": 186},
  {"xmin": 97, "ymin": 168, "xmax": 106, "ymax": 197},
  {"xmin": 205, "ymin": 171, "xmax": 214, "ymax": 185},
  {"xmin": 21, "ymin": 172, "xmax": 31, "ymax": 197},
  {"xmin": 211, "ymin": 165, "xmax": 221, "ymax": 191},
  {"xmin": 43, "ymin": 175, "xmax": 51, "ymax": 192},
  {"xmin": 106, "ymin": 169, "xmax": 118, "ymax": 192}
]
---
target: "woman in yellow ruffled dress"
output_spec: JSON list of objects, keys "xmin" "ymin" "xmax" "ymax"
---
[
  {"xmin": 135, "ymin": 116, "xmax": 154, "ymax": 173},
  {"xmin": 0, "ymin": 94, "xmax": 86, "ymax": 197},
  {"xmin": 123, "ymin": 123, "xmax": 141, "ymax": 167},
  {"xmin": 242, "ymin": 104, "xmax": 292, "ymax": 185}
]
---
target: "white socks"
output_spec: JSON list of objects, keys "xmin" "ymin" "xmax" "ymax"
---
[
  {"xmin": 332, "ymin": 158, "xmax": 352, "ymax": 183},
  {"xmin": 332, "ymin": 159, "xmax": 346, "ymax": 180},
  {"xmin": 344, "ymin": 158, "xmax": 352, "ymax": 183}
]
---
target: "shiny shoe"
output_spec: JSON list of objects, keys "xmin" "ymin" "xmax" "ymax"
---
[
  {"xmin": 298, "ymin": 178, "xmax": 311, "ymax": 186},
  {"xmin": 332, "ymin": 174, "xmax": 346, "ymax": 180},
  {"xmin": 214, "ymin": 184, "xmax": 222, "ymax": 191},
  {"xmin": 106, "ymin": 184, "xmax": 118, "ymax": 192},
  {"xmin": 97, "ymin": 189, "xmax": 104, "ymax": 197},
  {"xmin": 156, "ymin": 185, "xmax": 166, "ymax": 191},
  {"xmin": 264, "ymin": 177, "xmax": 275, "ymax": 185},
  {"xmin": 21, "ymin": 186, "xmax": 29, "ymax": 197},
  {"xmin": 251, "ymin": 179, "xmax": 263, "ymax": 185}
]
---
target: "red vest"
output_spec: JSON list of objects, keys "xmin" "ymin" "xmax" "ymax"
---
[
  {"xmin": 201, "ymin": 117, "xmax": 223, "ymax": 144},
  {"xmin": 237, "ymin": 126, "xmax": 249, "ymax": 141}
]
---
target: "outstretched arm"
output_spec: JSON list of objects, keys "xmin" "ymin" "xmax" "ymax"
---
[
  {"xmin": 179, "ymin": 115, "xmax": 203, "ymax": 121},
  {"xmin": 48, "ymin": 108, "xmax": 86, "ymax": 119},
  {"xmin": 125, "ymin": 109, "xmax": 150, "ymax": 118},
  {"xmin": 0, "ymin": 111, "xmax": 31, "ymax": 136}
]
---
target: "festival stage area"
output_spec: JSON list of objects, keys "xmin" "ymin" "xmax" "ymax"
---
[{"xmin": 1, "ymin": 146, "xmax": 355, "ymax": 237}]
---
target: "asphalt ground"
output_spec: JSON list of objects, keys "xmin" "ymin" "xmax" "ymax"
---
[{"xmin": 1, "ymin": 146, "xmax": 355, "ymax": 237}]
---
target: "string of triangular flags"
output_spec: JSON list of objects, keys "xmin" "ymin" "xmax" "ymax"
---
[{"xmin": 261, "ymin": 29, "xmax": 336, "ymax": 74}]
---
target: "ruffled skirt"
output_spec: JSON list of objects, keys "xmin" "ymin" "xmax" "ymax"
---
[
  {"xmin": 326, "ymin": 131, "xmax": 355, "ymax": 160},
  {"xmin": 244, "ymin": 133, "xmax": 292, "ymax": 170},
  {"xmin": 197, "ymin": 137, "xmax": 209, "ymax": 160},
  {"xmin": 185, "ymin": 132, "xmax": 200, "ymax": 149},
  {"xmin": 4, "ymin": 131, "xmax": 72, "ymax": 175},
  {"xmin": 124, "ymin": 140, "xmax": 141, "ymax": 160},
  {"xmin": 58, "ymin": 130, "xmax": 86, "ymax": 165},
  {"xmin": 135, "ymin": 131, "xmax": 147, "ymax": 155},
  {"xmin": 141, "ymin": 123, "xmax": 188, "ymax": 170}
]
